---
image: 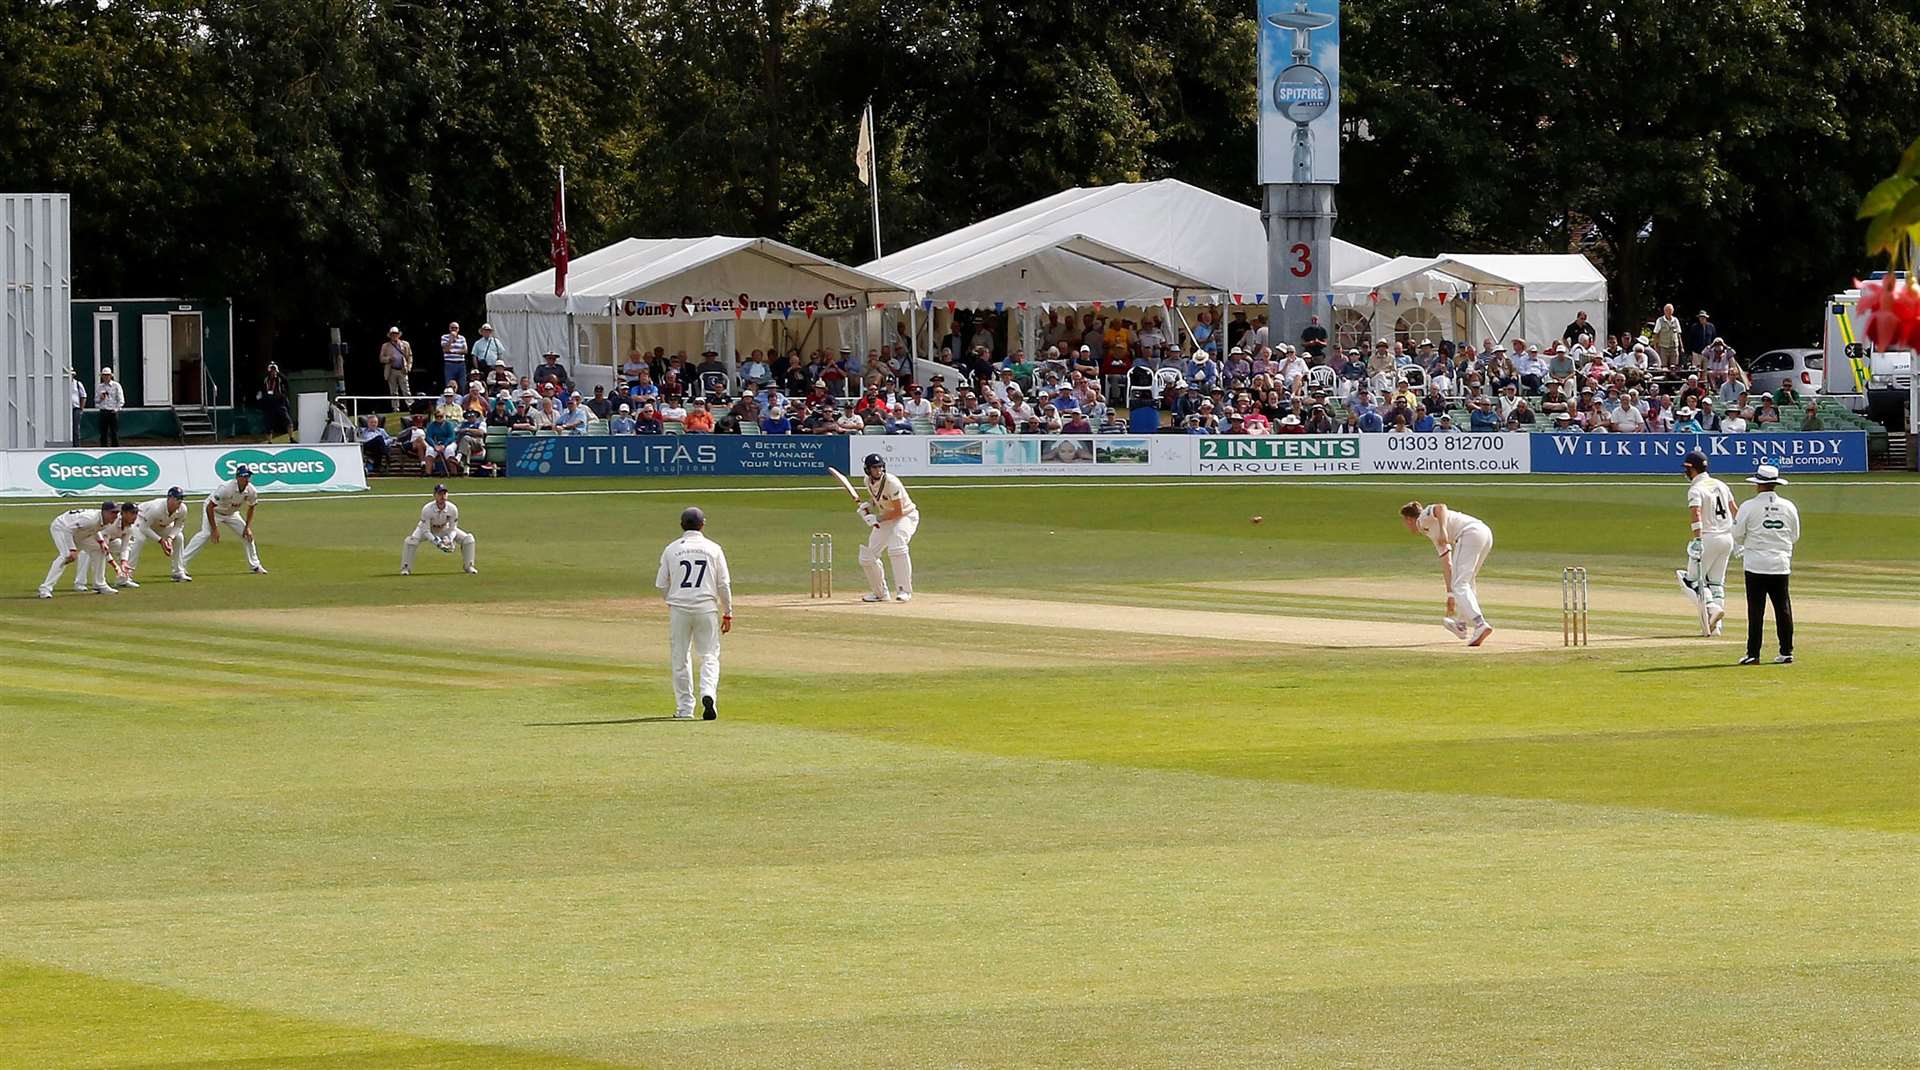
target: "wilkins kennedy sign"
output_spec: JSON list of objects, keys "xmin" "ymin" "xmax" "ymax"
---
[{"xmin": 1530, "ymin": 432, "xmax": 1867, "ymax": 474}]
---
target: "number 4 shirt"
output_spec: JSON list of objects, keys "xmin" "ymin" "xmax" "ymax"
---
[
  {"xmin": 1687, "ymin": 474, "xmax": 1736, "ymax": 535},
  {"xmin": 656, "ymin": 531, "xmax": 732, "ymax": 614}
]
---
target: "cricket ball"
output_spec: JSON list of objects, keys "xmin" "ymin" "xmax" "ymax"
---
[{"xmin": 1251, "ymin": 515, "xmax": 1264, "ymax": 524}]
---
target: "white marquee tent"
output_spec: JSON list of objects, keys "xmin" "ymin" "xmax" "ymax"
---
[
  {"xmin": 485, "ymin": 236, "xmax": 912, "ymax": 390},
  {"xmin": 863, "ymin": 179, "xmax": 1388, "ymax": 356},
  {"xmin": 1333, "ymin": 253, "xmax": 1608, "ymax": 348}
]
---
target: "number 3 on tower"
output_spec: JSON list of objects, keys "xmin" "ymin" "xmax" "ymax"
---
[{"xmin": 1289, "ymin": 243, "xmax": 1312, "ymax": 279}]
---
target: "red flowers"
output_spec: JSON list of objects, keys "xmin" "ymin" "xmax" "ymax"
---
[{"xmin": 1857, "ymin": 275, "xmax": 1920, "ymax": 351}]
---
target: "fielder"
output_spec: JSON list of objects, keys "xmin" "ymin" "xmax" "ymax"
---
[
  {"xmin": 400, "ymin": 483, "xmax": 477, "ymax": 575},
  {"xmin": 1401, "ymin": 500, "xmax": 1495, "ymax": 646},
  {"xmin": 39, "ymin": 501, "xmax": 119, "ymax": 598},
  {"xmin": 857, "ymin": 452, "xmax": 919, "ymax": 603},
  {"xmin": 655, "ymin": 507, "xmax": 732, "ymax": 720},
  {"xmin": 76, "ymin": 501, "xmax": 143, "ymax": 591},
  {"xmin": 123, "ymin": 487, "xmax": 192, "ymax": 584},
  {"xmin": 1676, "ymin": 449, "xmax": 1737, "ymax": 636},
  {"xmin": 180, "ymin": 464, "xmax": 268, "ymax": 575},
  {"xmin": 1731, "ymin": 463, "xmax": 1801, "ymax": 665}
]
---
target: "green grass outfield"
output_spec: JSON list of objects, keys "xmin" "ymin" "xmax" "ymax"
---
[{"xmin": 2, "ymin": 474, "xmax": 1917, "ymax": 1068}]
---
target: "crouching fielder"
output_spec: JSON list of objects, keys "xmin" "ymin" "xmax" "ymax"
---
[
  {"xmin": 39, "ymin": 501, "xmax": 118, "ymax": 598},
  {"xmin": 122, "ymin": 487, "xmax": 191, "ymax": 584},
  {"xmin": 656, "ymin": 507, "xmax": 732, "ymax": 720},
  {"xmin": 857, "ymin": 453, "xmax": 919, "ymax": 603},
  {"xmin": 76, "ymin": 502, "xmax": 143, "ymax": 590},
  {"xmin": 1402, "ymin": 500, "xmax": 1495, "ymax": 646},
  {"xmin": 401, "ymin": 483, "xmax": 476, "ymax": 574},
  {"xmin": 181, "ymin": 464, "xmax": 267, "ymax": 575},
  {"xmin": 1677, "ymin": 449, "xmax": 1736, "ymax": 636}
]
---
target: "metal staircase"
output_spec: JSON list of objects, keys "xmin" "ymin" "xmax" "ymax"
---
[{"xmin": 174, "ymin": 406, "xmax": 217, "ymax": 443}]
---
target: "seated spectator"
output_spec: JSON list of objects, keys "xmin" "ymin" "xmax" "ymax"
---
[
  {"xmin": 1547, "ymin": 345, "xmax": 1577, "ymax": 382},
  {"xmin": 1061, "ymin": 409, "xmax": 1093, "ymax": 435},
  {"xmin": 1775, "ymin": 378, "xmax": 1801, "ymax": 408},
  {"xmin": 487, "ymin": 362, "xmax": 518, "ymax": 394},
  {"xmin": 685, "ymin": 401, "xmax": 716, "ymax": 433},
  {"xmin": 760, "ymin": 405, "xmax": 792, "ymax": 434},
  {"xmin": 1357, "ymin": 402, "xmax": 1385, "ymax": 433},
  {"xmin": 1436, "ymin": 413, "xmax": 1458, "ymax": 433},
  {"xmin": 555, "ymin": 396, "xmax": 591, "ymax": 436},
  {"xmin": 737, "ymin": 350, "xmax": 771, "ymax": 386},
  {"xmin": 621, "ymin": 350, "xmax": 648, "ymax": 383},
  {"xmin": 609, "ymin": 404, "xmax": 637, "ymax": 435},
  {"xmin": 696, "ymin": 350, "xmax": 728, "ymax": 386},
  {"xmin": 1184, "ymin": 350, "xmax": 1219, "ymax": 389},
  {"xmin": 1301, "ymin": 402, "xmax": 1333, "ymax": 433},
  {"xmin": 1801, "ymin": 401, "xmax": 1822, "ymax": 430},
  {"xmin": 1754, "ymin": 396, "xmax": 1782, "ymax": 426},
  {"xmin": 1551, "ymin": 410, "xmax": 1578, "ymax": 433},
  {"xmin": 1468, "ymin": 394, "xmax": 1500, "ymax": 431},
  {"xmin": 424, "ymin": 411, "xmax": 460, "ymax": 475},
  {"xmin": 457, "ymin": 409, "xmax": 489, "ymax": 471},
  {"xmin": 1609, "ymin": 390, "xmax": 1646, "ymax": 433},
  {"xmin": 584, "ymin": 385, "xmax": 612, "ymax": 419},
  {"xmin": 1672, "ymin": 406, "xmax": 1703, "ymax": 433},
  {"xmin": 658, "ymin": 394, "xmax": 688, "ymax": 426},
  {"xmin": 1721, "ymin": 406, "xmax": 1749, "ymax": 433},
  {"xmin": 1412, "ymin": 404, "xmax": 1435, "ymax": 432},
  {"xmin": 1696, "ymin": 396, "xmax": 1722, "ymax": 431},
  {"xmin": 801, "ymin": 403, "xmax": 837, "ymax": 434},
  {"xmin": 633, "ymin": 402, "xmax": 663, "ymax": 435},
  {"xmin": 532, "ymin": 351, "xmax": 571, "ymax": 392},
  {"xmin": 433, "ymin": 387, "xmax": 462, "ymax": 421},
  {"xmin": 358, "ymin": 414, "xmax": 392, "ymax": 473},
  {"xmin": 463, "ymin": 380, "xmax": 490, "ymax": 416},
  {"xmin": 530, "ymin": 396, "xmax": 558, "ymax": 433}
]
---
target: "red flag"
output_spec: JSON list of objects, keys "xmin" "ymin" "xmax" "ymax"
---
[{"xmin": 550, "ymin": 170, "xmax": 570, "ymax": 297}]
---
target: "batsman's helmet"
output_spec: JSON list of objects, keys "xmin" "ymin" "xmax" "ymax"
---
[
  {"xmin": 166, "ymin": 486, "xmax": 184, "ymax": 500},
  {"xmin": 863, "ymin": 453, "xmax": 885, "ymax": 471},
  {"xmin": 1682, "ymin": 449, "xmax": 1708, "ymax": 472}
]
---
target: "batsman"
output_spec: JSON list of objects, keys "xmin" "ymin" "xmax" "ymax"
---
[
  {"xmin": 1676, "ymin": 449, "xmax": 1737, "ymax": 636},
  {"xmin": 853, "ymin": 453, "xmax": 919, "ymax": 602}
]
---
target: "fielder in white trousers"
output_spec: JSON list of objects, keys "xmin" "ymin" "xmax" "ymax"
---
[
  {"xmin": 657, "ymin": 508, "xmax": 732, "ymax": 720},
  {"xmin": 181, "ymin": 511, "xmax": 263, "ymax": 572}
]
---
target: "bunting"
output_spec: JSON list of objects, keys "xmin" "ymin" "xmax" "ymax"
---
[
  {"xmin": 1276, "ymin": 295, "xmax": 1290, "ymax": 308},
  {"xmin": 1254, "ymin": 292, "xmax": 1265, "ymax": 304},
  {"xmin": 1163, "ymin": 297, "xmax": 1175, "ymax": 308},
  {"xmin": 1115, "ymin": 300, "xmax": 1126, "ymax": 309},
  {"xmin": 1391, "ymin": 292, "xmax": 1402, "ymax": 305},
  {"xmin": 1233, "ymin": 293, "xmax": 1243, "ymax": 305},
  {"xmin": 1369, "ymin": 290, "xmax": 1380, "ymax": 304},
  {"xmin": 1301, "ymin": 295, "xmax": 1313, "ymax": 306},
  {"xmin": 993, "ymin": 301, "xmax": 1004, "ymax": 312}
]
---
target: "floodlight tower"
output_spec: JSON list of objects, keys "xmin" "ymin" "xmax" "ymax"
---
[{"xmin": 1259, "ymin": 0, "xmax": 1339, "ymax": 362}]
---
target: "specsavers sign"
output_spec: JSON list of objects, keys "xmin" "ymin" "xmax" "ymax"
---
[{"xmin": 2, "ymin": 444, "xmax": 366, "ymax": 496}]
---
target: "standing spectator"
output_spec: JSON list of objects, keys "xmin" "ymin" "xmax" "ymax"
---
[
  {"xmin": 470, "ymin": 323, "xmax": 506, "ymax": 379},
  {"xmin": 96, "ymin": 368, "xmax": 125, "ymax": 446},
  {"xmin": 380, "ymin": 327, "xmax": 413, "ymax": 408},
  {"xmin": 440, "ymin": 322, "xmax": 469, "ymax": 389},
  {"xmin": 69, "ymin": 368, "xmax": 88, "ymax": 444},
  {"xmin": 260, "ymin": 362, "xmax": 292, "ymax": 442},
  {"xmin": 1652, "ymin": 304, "xmax": 1683, "ymax": 370},
  {"xmin": 1683, "ymin": 310, "xmax": 1717, "ymax": 366}
]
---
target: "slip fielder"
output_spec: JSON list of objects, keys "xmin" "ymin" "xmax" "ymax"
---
[
  {"xmin": 75, "ymin": 502, "xmax": 142, "ymax": 591},
  {"xmin": 857, "ymin": 453, "xmax": 919, "ymax": 603},
  {"xmin": 656, "ymin": 507, "xmax": 732, "ymax": 720},
  {"xmin": 180, "ymin": 464, "xmax": 268, "ymax": 575},
  {"xmin": 400, "ymin": 483, "xmax": 477, "ymax": 575},
  {"xmin": 121, "ymin": 487, "xmax": 191, "ymax": 585},
  {"xmin": 1676, "ymin": 449, "xmax": 1737, "ymax": 636},
  {"xmin": 1402, "ymin": 500, "xmax": 1495, "ymax": 646},
  {"xmin": 39, "ymin": 501, "xmax": 119, "ymax": 598}
]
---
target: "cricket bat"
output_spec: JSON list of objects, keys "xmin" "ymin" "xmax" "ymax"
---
[{"xmin": 825, "ymin": 466, "xmax": 861, "ymax": 503}]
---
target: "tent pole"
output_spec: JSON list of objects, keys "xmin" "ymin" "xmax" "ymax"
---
[{"xmin": 608, "ymin": 297, "xmax": 619, "ymax": 383}]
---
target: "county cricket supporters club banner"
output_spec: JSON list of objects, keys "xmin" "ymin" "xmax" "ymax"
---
[
  {"xmin": 506, "ymin": 435, "xmax": 853, "ymax": 477},
  {"xmin": 1, "ymin": 445, "xmax": 367, "ymax": 496},
  {"xmin": 1530, "ymin": 432, "xmax": 1868, "ymax": 474}
]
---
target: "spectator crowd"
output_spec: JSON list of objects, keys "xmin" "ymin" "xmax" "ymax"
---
[{"xmin": 366, "ymin": 303, "xmax": 1824, "ymax": 452}]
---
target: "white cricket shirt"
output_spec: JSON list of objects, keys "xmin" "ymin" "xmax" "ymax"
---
[
  {"xmin": 1687, "ymin": 474, "xmax": 1736, "ymax": 535},
  {"xmin": 656, "ymin": 531, "xmax": 732, "ymax": 613},
  {"xmin": 206, "ymin": 479, "xmax": 259, "ymax": 517},
  {"xmin": 1731, "ymin": 491, "xmax": 1800, "ymax": 575}
]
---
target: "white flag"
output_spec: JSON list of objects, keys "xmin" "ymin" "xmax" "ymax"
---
[{"xmin": 855, "ymin": 104, "xmax": 875, "ymax": 187}]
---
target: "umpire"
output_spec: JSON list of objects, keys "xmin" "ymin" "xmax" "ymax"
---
[{"xmin": 1731, "ymin": 463, "xmax": 1801, "ymax": 664}]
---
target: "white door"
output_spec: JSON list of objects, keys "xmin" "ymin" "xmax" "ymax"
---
[{"xmin": 142, "ymin": 314, "xmax": 172, "ymax": 406}]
